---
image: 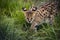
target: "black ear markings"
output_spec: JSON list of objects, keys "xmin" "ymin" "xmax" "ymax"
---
[
  {"xmin": 22, "ymin": 7, "xmax": 27, "ymax": 11},
  {"xmin": 32, "ymin": 7, "xmax": 37, "ymax": 11}
]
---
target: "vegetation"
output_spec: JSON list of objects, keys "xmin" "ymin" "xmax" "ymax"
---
[{"xmin": 0, "ymin": 0, "xmax": 60, "ymax": 40}]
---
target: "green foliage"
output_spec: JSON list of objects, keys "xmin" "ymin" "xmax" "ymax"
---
[{"xmin": 0, "ymin": 0, "xmax": 60, "ymax": 40}]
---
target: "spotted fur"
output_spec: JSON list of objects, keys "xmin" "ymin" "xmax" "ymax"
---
[{"xmin": 22, "ymin": 0, "xmax": 60, "ymax": 32}]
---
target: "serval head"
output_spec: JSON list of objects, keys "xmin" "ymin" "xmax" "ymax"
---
[{"xmin": 22, "ymin": 6, "xmax": 37, "ymax": 23}]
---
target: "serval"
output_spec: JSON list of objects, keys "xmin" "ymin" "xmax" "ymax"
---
[{"xmin": 22, "ymin": 0, "xmax": 60, "ymax": 32}]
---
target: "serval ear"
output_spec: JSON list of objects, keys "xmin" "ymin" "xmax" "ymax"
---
[
  {"xmin": 31, "ymin": 4, "xmax": 37, "ymax": 11},
  {"xmin": 32, "ymin": 7, "xmax": 37, "ymax": 11},
  {"xmin": 22, "ymin": 7, "xmax": 27, "ymax": 11}
]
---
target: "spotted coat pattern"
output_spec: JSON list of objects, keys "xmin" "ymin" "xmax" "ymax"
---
[{"xmin": 22, "ymin": 1, "xmax": 59, "ymax": 32}]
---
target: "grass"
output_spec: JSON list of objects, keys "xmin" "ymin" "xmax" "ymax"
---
[{"xmin": 0, "ymin": 0, "xmax": 60, "ymax": 40}]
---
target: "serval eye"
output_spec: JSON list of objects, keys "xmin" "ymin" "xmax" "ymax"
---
[
  {"xmin": 22, "ymin": 7, "xmax": 27, "ymax": 11},
  {"xmin": 27, "ymin": 18, "xmax": 29, "ymax": 19}
]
